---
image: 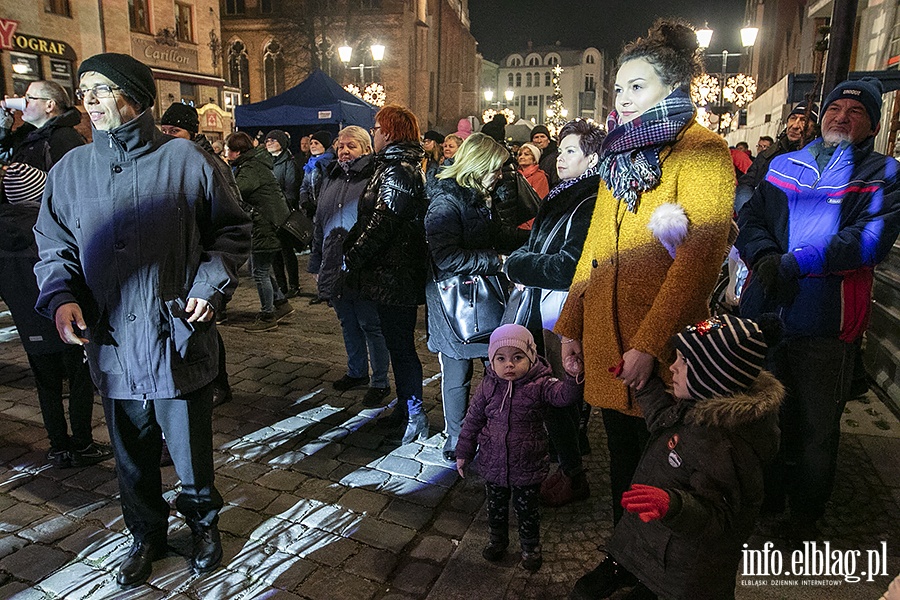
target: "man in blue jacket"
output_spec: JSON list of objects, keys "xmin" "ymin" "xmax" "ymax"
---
[
  {"xmin": 735, "ymin": 77, "xmax": 900, "ymax": 542},
  {"xmin": 33, "ymin": 53, "xmax": 251, "ymax": 589}
]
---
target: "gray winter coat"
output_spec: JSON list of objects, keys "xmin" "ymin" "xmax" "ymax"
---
[
  {"xmin": 455, "ymin": 356, "xmax": 582, "ymax": 487},
  {"xmin": 609, "ymin": 373, "xmax": 783, "ymax": 600},
  {"xmin": 309, "ymin": 155, "xmax": 375, "ymax": 300},
  {"xmin": 33, "ymin": 110, "xmax": 251, "ymax": 400}
]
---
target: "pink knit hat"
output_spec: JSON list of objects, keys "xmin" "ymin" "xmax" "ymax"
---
[{"xmin": 488, "ymin": 324, "xmax": 537, "ymax": 364}]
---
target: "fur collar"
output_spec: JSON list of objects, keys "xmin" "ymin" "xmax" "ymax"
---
[{"xmin": 685, "ymin": 371, "xmax": 784, "ymax": 429}]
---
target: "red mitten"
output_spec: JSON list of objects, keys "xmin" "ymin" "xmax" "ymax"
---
[{"xmin": 621, "ymin": 484, "xmax": 670, "ymax": 522}]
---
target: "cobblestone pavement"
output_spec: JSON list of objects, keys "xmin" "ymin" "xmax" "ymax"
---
[{"xmin": 0, "ymin": 260, "xmax": 899, "ymax": 599}]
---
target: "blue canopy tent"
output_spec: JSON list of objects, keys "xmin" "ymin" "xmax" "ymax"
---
[{"xmin": 234, "ymin": 69, "xmax": 378, "ymax": 152}]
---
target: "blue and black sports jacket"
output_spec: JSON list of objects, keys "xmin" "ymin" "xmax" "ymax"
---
[{"xmin": 736, "ymin": 137, "xmax": 900, "ymax": 341}]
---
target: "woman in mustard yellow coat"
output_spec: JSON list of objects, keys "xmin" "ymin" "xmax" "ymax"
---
[{"xmin": 556, "ymin": 19, "xmax": 735, "ymax": 558}]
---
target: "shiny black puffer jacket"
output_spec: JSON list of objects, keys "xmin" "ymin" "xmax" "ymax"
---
[{"xmin": 342, "ymin": 141, "xmax": 429, "ymax": 306}]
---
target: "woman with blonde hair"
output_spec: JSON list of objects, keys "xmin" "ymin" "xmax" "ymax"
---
[
  {"xmin": 309, "ymin": 126, "xmax": 393, "ymax": 407},
  {"xmin": 425, "ymin": 132, "xmax": 527, "ymax": 461},
  {"xmin": 442, "ymin": 134, "xmax": 463, "ymax": 164}
]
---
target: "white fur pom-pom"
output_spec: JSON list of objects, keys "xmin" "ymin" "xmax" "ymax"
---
[{"xmin": 647, "ymin": 203, "xmax": 689, "ymax": 259}]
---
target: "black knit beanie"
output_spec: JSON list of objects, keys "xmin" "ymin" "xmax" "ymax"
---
[
  {"xmin": 823, "ymin": 77, "xmax": 884, "ymax": 128},
  {"xmin": 78, "ymin": 53, "xmax": 156, "ymax": 110},
  {"xmin": 674, "ymin": 314, "xmax": 781, "ymax": 400},
  {"xmin": 311, "ymin": 130, "xmax": 333, "ymax": 149},
  {"xmin": 531, "ymin": 125, "xmax": 551, "ymax": 140},
  {"xmin": 265, "ymin": 130, "xmax": 290, "ymax": 150},
  {"xmin": 423, "ymin": 130, "xmax": 445, "ymax": 144},
  {"xmin": 161, "ymin": 102, "xmax": 199, "ymax": 134}
]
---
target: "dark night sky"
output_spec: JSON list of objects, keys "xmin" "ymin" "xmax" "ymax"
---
[{"xmin": 469, "ymin": 0, "xmax": 750, "ymax": 62}]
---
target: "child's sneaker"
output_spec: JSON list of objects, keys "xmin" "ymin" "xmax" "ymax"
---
[
  {"xmin": 521, "ymin": 546, "xmax": 543, "ymax": 572},
  {"xmin": 71, "ymin": 442, "xmax": 114, "ymax": 467},
  {"xmin": 47, "ymin": 448, "xmax": 73, "ymax": 468}
]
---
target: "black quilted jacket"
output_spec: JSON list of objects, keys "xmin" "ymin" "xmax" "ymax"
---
[{"xmin": 342, "ymin": 141, "xmax": 429, "ymax": 306}]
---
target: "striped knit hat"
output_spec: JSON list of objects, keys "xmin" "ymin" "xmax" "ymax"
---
[
  {"xmin": 2, "ymin": 162, "xmax": 47, "ymax": 204},
  {"xmin": 674, "ymin": 314, "xmax": 770, "ymax": 400}
]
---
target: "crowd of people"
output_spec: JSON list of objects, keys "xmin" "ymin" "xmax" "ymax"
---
[{"xmin": 1, "ymin": 13, "xmax": 899, "ymax": 597}]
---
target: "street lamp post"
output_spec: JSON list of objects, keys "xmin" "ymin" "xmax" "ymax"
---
[
  {"xmin": 338, "ymin": 43, "xmax": 385, "ymax": 89},
  {"xmin": 693, "ymin": 23, "xmax": 759, "ymax": 133},
  {"xmin": 482, "ymin": 89, "xmax": 516, "ymax": 127}
]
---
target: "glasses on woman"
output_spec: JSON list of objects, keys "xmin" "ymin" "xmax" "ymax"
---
[
  {"xmin": 75, "ymin": 84, "xmax": 122, "ymax": 101},
  {"xmin": 370, "ymin": 126, "xmax": 381, "ymax": 136}
]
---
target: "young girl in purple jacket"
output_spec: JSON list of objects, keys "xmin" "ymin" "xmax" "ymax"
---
[{"xmin": 456, "ymin": 324, "xmax": 584, "ymax": 572}]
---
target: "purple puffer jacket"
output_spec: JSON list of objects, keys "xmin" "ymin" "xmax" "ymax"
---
[{"xmin": 456, "ymin": 357, "xmax": 583, "ymax": 487}]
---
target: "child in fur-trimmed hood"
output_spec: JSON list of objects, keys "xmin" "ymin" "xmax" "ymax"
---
[{"xmin": 570, "ymin": 314, "xmax": 785, "ymax": 600}]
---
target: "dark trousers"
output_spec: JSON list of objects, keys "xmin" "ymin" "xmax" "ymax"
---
[
  {"xmin": 376, "ymin": 304, "xmax": 423, "ymax": 415},
  {"xmin": 766, "ymin": 336, "xmax": 855, "ymax": 522},
  {"xmin": 485, "ymin": 482, "xmax": 541, "ymax": 549},
  {"xmin": 28, "ymin": 345, "xmax": 96, "ymax": 451},
  {"xmin": 541, "ymin": 331, "xmax": 588, "ymax": 477},
  {"xmin": 272, "ymin": 231, "xmax": 299, "ymax": 293},
  {"xmin": 602, "ymin": 407, "xmax": 650, "ymax": 524},
  {"xmin": 214, "ymin": 331, "xmax": 229, "ymax": 390},
  {"xmin": 103, "ymin": 382, "xmax": 223, "ymax": 543}
]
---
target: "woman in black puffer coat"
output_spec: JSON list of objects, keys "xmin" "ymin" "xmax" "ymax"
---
[
  {"xmin": 426, "ymin": 133, "xmax": 527, "ymax": 462},
  {"xmin": 342, "ymin": 105, "xmax": 429, "ymax": 444},
  {"xmin": 504, "ymin": 119, "xmax": 605, "ymax": 507}
]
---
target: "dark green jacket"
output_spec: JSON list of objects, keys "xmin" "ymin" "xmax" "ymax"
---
[{"xmin": 232, "ymin": 146, "xmax": 291, "ymax": 252}]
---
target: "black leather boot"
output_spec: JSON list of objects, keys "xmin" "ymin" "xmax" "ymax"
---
[
  {"xmin": 191, "ymin": 523, "xmax": 223, "ymax": 573},
  {"xmin": 117, "ymin": 539, "xmax": 166, "ymax": 589},
  {"xmin": 570, "ymin": 555, "xmax": 637, "ymax": 600}
]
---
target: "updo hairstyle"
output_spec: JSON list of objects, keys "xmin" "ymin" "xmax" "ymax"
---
[{"xmin": 618, "ymin": 18, "xmax": 705, "ymax": 91}]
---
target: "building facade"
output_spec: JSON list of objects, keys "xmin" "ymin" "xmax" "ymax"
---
[
  {"xmin": 1, "ymin": 0, "xmax": 232, "ymax": 141},
  {"xmin": 219, "ymin": 0, "xmax": 479, "ymax": 132},
  {"xmin": 496, "ymin": 44, "xmax": 608, "ymax": 127}
]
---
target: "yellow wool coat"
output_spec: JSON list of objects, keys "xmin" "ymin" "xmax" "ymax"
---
[{"xmin": 555, "ymin": 120, "xmax": 735, "ymax": 416}]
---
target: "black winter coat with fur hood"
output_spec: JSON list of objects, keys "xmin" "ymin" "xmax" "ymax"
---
[{"xmin": 608, "ymin": 372, "xmax": 784, "ymax": 600}]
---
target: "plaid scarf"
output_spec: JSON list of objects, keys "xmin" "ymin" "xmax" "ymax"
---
[
  {"xmin": 545, "ymin": 163, "xmax": 601, "ymax": 201},
  {"xmin": 598, "ymin": 89, "xmax": 695, "ymax": 213}
]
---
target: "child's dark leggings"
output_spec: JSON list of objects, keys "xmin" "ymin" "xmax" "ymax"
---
[{"xmin": 485, "ymin": 482, "xmax": 541, "ymax": 549}]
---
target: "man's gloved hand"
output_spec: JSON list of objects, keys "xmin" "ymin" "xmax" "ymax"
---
[
  {"xmin": 775, "ymin": 253, "xmax": 801, "ymax": 305},
  {"xmin": 621, "ymin": 484, "xmax": 670, "ymax": 522},
  {"xmin": 752, "ymin": 253, "xmax": 781, "ymax": 296},
  {"xmin": 754, "ymin": 252, "xmax": 801, "ymax": 305}
]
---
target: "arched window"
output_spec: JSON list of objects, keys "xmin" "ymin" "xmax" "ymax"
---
[
  {"xmin": 526, "ymin": 73, "xmax": 532, "ymax": 87},
  {"xmin": 547, "ymin": 55, "xmax": 559, "ymax": 66},
  {"xmin": 528, "ymin": 56, "xmax": 539, "ymax": 66},
  {"xmin": 508, "ymin": 73, "xmax": 514, "ymax": 88},
  {"xmin": 264, "ymin": 40, "xmax": 285, "ymax": 98},
  {"xmin": 508, "ymin": 56, "xmax": 522, "ymax": 67},
  {"xmin": 545, "ymin": 72, "xmax": 551, "ymax": 86},
  {"xmin": 228, "ymin": 40, "xmax": 250, "ymax": 103},
  {"xmin": 585, "ymin": 54, "xmax": 596, "ymax": 64},
  {"xmin": 515, "ymin": 73, "xmax": 522, "ymax": 87},
  {"xmin": 534, "ymin": 72, "xmax": 541, "ymax": 86}
]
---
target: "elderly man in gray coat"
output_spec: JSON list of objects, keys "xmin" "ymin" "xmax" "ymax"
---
[{"xmin": 33, "ymin": 53, "xmax": 250, "ymax": 589}]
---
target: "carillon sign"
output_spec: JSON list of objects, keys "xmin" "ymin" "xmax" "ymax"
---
[{"xmin": 0, "ymin": 18, "xmax": 76, "ymax": 60}]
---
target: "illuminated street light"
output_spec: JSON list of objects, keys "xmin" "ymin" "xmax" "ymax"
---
[{"xmin": 339, "ymin": 43, "xmax": 385, "ymax": 89}]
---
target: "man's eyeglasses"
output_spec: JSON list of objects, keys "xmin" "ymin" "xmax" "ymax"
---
[{"xmin": 75, "ymin": 84, "xmax": 122, "ymax": 101}]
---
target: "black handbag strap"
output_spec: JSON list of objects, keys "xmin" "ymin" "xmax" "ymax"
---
[{"xmin": 540, "ymin": 196, "xmax": 591, "ymax": 254}]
